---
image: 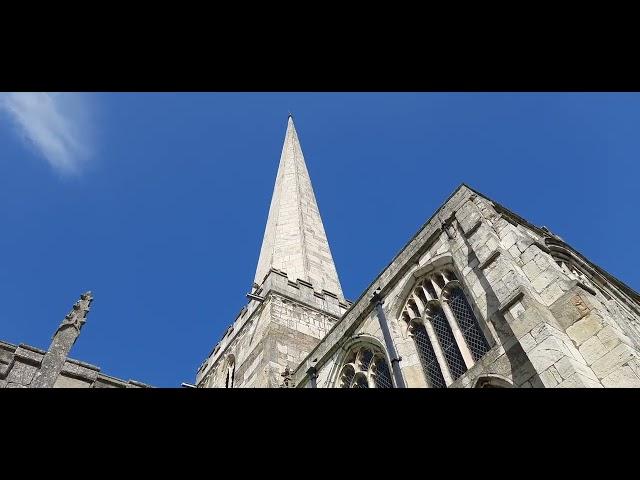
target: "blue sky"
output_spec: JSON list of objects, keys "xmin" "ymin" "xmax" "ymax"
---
[{"xmin": 0, "ymin": 93, "xmax": 637, "ymax": 387}]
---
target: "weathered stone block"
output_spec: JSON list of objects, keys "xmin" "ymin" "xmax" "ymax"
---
[
  {"xmin": 457, "ymin": 203, "xmax": 481, "ymax": 234},
  {"xmin": 591, "ymin": 343, "xmax": 638, "ymax": 379},
  {"xmin": 527, "ymin": 335, "xmax": 568, "ymax": 373},
  {"xmin": 501, "ymin": 231, "xmax": 518, "ymax": 250},
  {"xmin": 520, "ymin": 245, "xmax": 538, "ymax": 264},
  {"xmin": 601, "ymin": 365, "xmax": 640, "ymax": 388},
  {"xmin": 557, "ymin": 373, "xmax": 602, "ymax": 388},
  {"xmin": 579, "ymin": 336, "xmax": 610, "ymax": 365},
  {"xmin": 522, "ymin": 260, "xmax": 542, "ymax": 281},
  {"xmin": 14, "ymin": 345, "xmax": 44, "ymax": 365},
  {"xmin": 553, "ymin": 355, "xmax": 598, "ymax": 382},
  {"xmin": 513, "ymin": 239, "xmax": 531, "ymax": 255},
  {"xmin": 597, "ymin": 325, "xmax": 625, "ymax": 351},
  {"xmin": 566, "ymin": 315, "xmax": 603, "ymax": 346},
  {"xmin": 519, "ymin": 333, "xmax": 536, "ymax": 353},
  {"xmin": 501, "ymin": 269, "xmax": 521, "ymax": 292},
  {"xmin": 532, "ymin": 268, "xmax": 558, "ymax": 294},
  {"xmin": 54, "ymin": 375, "xmax": 93, "ymax": 388},
  {"xmin": 539, "ymin": 366, "xmax": 562, "ymax": 387},
  {"xmin": 510, "ymin": 246, "xmax": 525, "ymax": 267},
  {"xmin": 6, "ymin": 382, "xmax": 26, "ymax": 388},
  {"xmin": 628, "ymin": 358, "xmax": 640, "ymax": 379},
  {"xmin": 550, "ymin": 291, "xmax": 593, "ymax": 330},
  {"xmin": 6, "ymin": 361, "xmax": 37, "ymax": 386},
  {"xmin": 540, "ymin": 282, "xmax": 565, "ymax": 306},
  {"xmin": 531, "ymin": 322, "xmax": 554, "ymax": 343}
]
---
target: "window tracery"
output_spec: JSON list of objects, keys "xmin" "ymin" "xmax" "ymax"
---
[
  {"xmin": 338, "ymin": 344, "xmax": 394, "ymax": 388},
  {"xmin": 400, "ymin": 267, "xmax": 491, "ymax": 387}
]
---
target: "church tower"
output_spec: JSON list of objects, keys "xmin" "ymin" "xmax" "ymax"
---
[{"xmin": 195, "ymin": 116, "xmax": 349, "ymax": 388}]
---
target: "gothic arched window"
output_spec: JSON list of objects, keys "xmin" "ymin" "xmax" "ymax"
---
[
  {"xmin": 400, "ymin": 267, "xmax": 491, "ymax": 387},
  {"xmin": 337, "ymin": 344, "xmax": 394, "ymax": 388}
]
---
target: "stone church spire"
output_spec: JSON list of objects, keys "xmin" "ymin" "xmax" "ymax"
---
[{"xmin": 254, "ymin": 115, "xmax": 344, "ymax": 300}]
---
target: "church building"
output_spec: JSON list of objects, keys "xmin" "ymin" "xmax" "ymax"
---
[
  {"xmin": 2, "ymin": 116, "xmax": 639, "ymax": 388},
  {"xmin": 195, "ymin": 116, "xmax": 640, "ymax": 389}
]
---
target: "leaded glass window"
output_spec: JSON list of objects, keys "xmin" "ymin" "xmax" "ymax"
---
[
  {"xmin": 430, "ymin": 306, "xmax": 467, "ymax": 380},
  {"xmin": 449, "ymin": 287, "xmax": 490, "ymax": 361},
  {"xmin": 411, "ymin": 322, "xmax": 446, "ymax": 388},
  {"xmin": 399, "ymin": 266, "xmax": 493, "ymax": 387}
]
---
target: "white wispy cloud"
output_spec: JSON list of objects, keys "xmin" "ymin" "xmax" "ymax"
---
[{"xmin": 0, "ymin": 92, "xmax": 94, "ymax": 175}]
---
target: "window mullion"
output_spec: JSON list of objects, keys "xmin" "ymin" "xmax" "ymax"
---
[{"xmin": 423, "ymin": 316, "xmax": 454, "ymax": 386}]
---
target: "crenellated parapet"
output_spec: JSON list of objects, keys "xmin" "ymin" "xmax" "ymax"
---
[{"xmin": 195, "ymin": 267, "xmax": 350, "ymax": 386}]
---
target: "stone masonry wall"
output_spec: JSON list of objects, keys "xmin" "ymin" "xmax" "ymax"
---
[
  {"xmin": 196, "ymin": 269, "xmax": 346, "ymax": 388},
  {"xmin": 0, "ymin": 340, "xmax": 150, "ymax": 388},
  {"xmin": 294, "ymin": 184, "xmax": 640, "ymax": 388}
]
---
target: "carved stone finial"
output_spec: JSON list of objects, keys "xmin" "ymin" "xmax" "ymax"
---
[
  {"xmin": 56, "ymin": 291, "xmax": 93, "ymax": 335},
  {"xmin": 31, "ymin": 291, "xmax": 94, "ymax": 388}
]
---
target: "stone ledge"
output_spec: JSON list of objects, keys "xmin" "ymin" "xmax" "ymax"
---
[
  {"xmin": 127, "ymin": 379, "xmax": 153, "ymax": 388},
  {"xmin": 576, "ymin": 281, "xmax": 597, "ymax": 296},
  {"xmin": 0, "ymin": 340, "xmax": 18, "ymax": 350},
  {"xmin": 322, "ymin": 289, "xmax": 339, "ymax": 299},
  {"xmin": 463, "ymin": 220, "xmax": 482, "ymax": 238},
  {"xmin": 18, "ymin": 343, "xmax": 46, "ymax": 355},
  {"xmin": 532, "ymin": 240, "xmax": 551, "ymax": 254},
  {"xmin": 93, "ymin": 374, "xmax": 129, "ymax": 388},
  {"xmin": 61, "ymin": 362, "xmax": 101, "ymax": 383},
  {"xmin": 269, "ymin": 268, "xmax": 288, "ymax": 279},
  {"xmin": 66, "ymin": 357, "xmax": 101, "ymax": 371},
  {"xmin": 14, "ymin": 346, "xmax": 44, "ymax": 366},
  {"xmin": 478, "ymin": 250, "xmax": 501, "ymax": 270},
  {"xmin": 499, "ymin": 288, "xmax": 525, "ymax": 314}
]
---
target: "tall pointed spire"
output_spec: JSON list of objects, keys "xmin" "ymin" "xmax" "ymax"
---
[{"xmin": 254, "ymin": 116, "xmax": 344, "ymax": 300}]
